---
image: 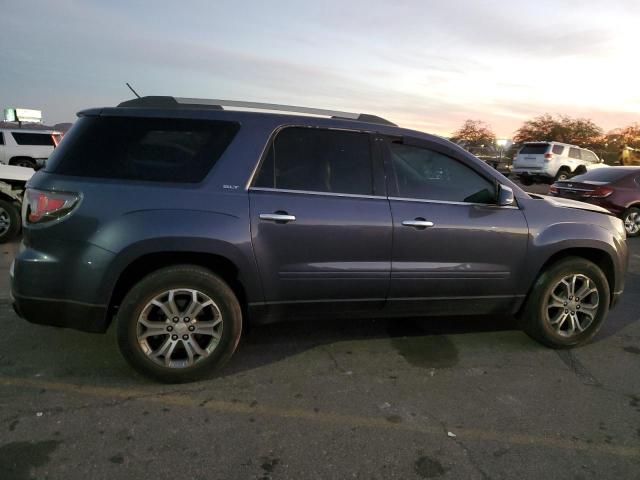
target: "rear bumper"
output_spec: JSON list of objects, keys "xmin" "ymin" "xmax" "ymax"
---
[{"xmin": 12, "ymin": 293, "xmax": 109, "ymax": 333}]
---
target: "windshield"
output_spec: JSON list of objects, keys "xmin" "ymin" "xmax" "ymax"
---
[{"xmin": 569, "ymin": 169, "xmax": 632, "ymax": 183}]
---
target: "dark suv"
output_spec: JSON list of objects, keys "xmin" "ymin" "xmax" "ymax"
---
[{"xmin": 11, "ymin": 97, "xmax": 628, "ymax": 382}]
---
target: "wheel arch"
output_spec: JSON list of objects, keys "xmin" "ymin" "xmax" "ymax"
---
[
  {"xmin": 527, "ymin": 247, "xmax": 616, "ymax": 308},
  {"xmin": 107, "ymin": 251, "xmax": 249, "ymax": 325}
]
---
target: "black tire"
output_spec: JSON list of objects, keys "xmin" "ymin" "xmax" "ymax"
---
[
  {"xmin": 519, "ymin": 175, "xmax": 533, "ymax": 186},
  {"xmin": 621, "ymin": 207, "xmax": 640, "ymax": 237},
  {"xmin": 10, "ymin": 157, "xmax": 36, "ymax": 169},
  {"xmin": 0, "ymin": 199, "xmax": 21, "ymax": 243},
  {"xmin": 519, "ymin": 257, "xmax": 610, "ymax": 348},
  {"xmin": 116, "ymin": 265, "xmax": 242, "ymax": 383},
  {"xmin": 554, "ymin": 168, "xmax": 571, "ymax": 182}
]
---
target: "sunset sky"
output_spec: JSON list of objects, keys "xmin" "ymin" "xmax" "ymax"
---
[{"xmin": 1, "ymin": 0, "xmax": 638, "ymax": 137}]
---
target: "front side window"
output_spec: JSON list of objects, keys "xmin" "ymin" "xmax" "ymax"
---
[
  {"xmin": 582, "ymin": 150, "xmax": 599, "ymax": 163},
  {"xmin": 389, "ymin": 142, "xmax": 496, "ymax": 204},
  {"xmin": 254, "ymin": 127, "xmax": 373, "ymax": 195},
  {"xmin": 11, "ymin": 132, "xmax": 55, "ymax": 146},
  {"xmin": 569, "ymin": 147, "xmax": 581, "ymax": 159}
]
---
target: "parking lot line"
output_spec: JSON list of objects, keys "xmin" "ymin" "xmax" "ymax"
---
[{"xmin": 1, "ymin": 375, "xmax": 638, "ymax": 459}]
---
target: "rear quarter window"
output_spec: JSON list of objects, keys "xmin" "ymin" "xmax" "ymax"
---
[
  {"xmin": 552, "ymin": 145, "xmax": 564, "ymax": 155},
  {"xmin": 46, "ymin": 116, "xmax": 240, "ymax": 183},
  {"xmin": 11, "ymin": 132, "xmax": 55, "ymax": 146}
]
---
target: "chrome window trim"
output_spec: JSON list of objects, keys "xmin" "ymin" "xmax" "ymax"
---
[
  {"xmin": 388, "ymin": 196, "xmax": 520, "ymax": 209},
  {"xmin": 554, "ymin": 186, "xmax": 592, "ymax": 192},
  {"xmin": 249, "ymin": 187, "xmax": 387, "ymax": 200},
  {"xmin": 245, "ymin": 125, "xmax": 378, "ymax": 190}
]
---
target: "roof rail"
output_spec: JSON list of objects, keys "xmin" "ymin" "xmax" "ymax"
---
[{"xmin": 117, "ymin": 96, "xmax": 396, "ymax": 126}]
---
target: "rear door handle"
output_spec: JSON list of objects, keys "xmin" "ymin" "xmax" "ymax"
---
[
  {"xmin": 402, "ymin": 219, "xmax": 434, "ymax": 229},
  {"xmin": 259, "ymin": 213, "xmax": 296, "ymax": 223}
]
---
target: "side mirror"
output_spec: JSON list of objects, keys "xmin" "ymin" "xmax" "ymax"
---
[{"xmin": 497, "ymin": 184, "xmax": 515, "ymax": 206}]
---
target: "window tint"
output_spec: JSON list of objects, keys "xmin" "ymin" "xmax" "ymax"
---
[
  {"xmin": 46, "ymin": 116, "xmax": 239, "ymax": 183},
  {"xmin": 11, "ymin": 132, "xmax": 55, "ymax": 146},
  {"xmin": 568, "ymin": 147, "xmax": 581, "ymax": 159},
  {"xmin": 552, "ymin": 145, "xmax": 564, "ymax": 155},
  {"xmin": 0, "ymin": 132, "xmax": 4, "ymax": 145},
  {"xmin": 254, "ymin": 127, "xmax": 373, "ymax": 195},
  {"xmin": 520, "ymin": 143, "xmax": 549, "ymax": 155},
  {"xmin": 389, "ymin": 142, "xmax": 496, "ymax": 204},
  {"xmin": 571, "ymin": 169, "xmax": 633, "ymax": 183},
  {"xmin": 582, "ymin": 150, "xmax": 599, "ymax": 163}
]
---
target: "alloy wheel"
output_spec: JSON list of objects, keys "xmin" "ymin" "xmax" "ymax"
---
[
  {"xmin": 624, "ymin": 211, "xmax": 640, "ymax": 235},
  {"xmin": 545, "ymin": 274, "xmax": 599, "ymax": 337},
  {"xmin": 137, "ymin": 289, "xmax": 223, "ymax": 368},
  {"xmin": 0, "ymin": 207, "xmax": 10, "ymax": 237}
]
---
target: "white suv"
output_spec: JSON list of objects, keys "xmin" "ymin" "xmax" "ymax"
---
[
  {"xmin": 0, "ymin": 128, "xmax": 62, "ymax": 169},
  {"xmin": 512, "ymin": 141, "xmax": 604, "ymax": 185}
]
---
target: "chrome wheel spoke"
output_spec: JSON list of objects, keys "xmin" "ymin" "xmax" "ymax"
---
[
  {"xmin": 193, "ymin": 318, "xmax": 222, "ymax": 338},
  {"xmin": 167, "ymin": 290, "xmax": 180, "ymax": 316},
  {"xmin": 548, "ymin": 293, "xmax": 566, "ymax": 309},
  {"xmin": 151, "ymin": 299, "xmax": 173, "ymax": 320},
  {"xmin": 579, "ymin": 303, "xmax": 598, "ymax": 319}
]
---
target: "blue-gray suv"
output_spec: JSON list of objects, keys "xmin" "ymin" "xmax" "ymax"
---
[{"xmin": 11, "ymin": 97, "xmax": 628, "ymax": 382}]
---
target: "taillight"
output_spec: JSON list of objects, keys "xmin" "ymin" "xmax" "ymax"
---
[
  {"xmin": 583, "ymin": 186, "xmax": 614, "ymax": 198},
  {"xmin": 548, "ymin": 185, "xmax": 559, "ymax": 195},
  {"xmin": 23, "ymin": 189, "xmax": 80, "ymax": 224},
  {"xmin": 544, "ymin": 153, "xmax": 554, "ymax": 161}
]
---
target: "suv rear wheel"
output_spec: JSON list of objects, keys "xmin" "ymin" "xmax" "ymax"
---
[
  {"xmin": 10, "ymin": 157, "xmax": 36, "ymax": 169},
  {"xmin": 554, "ymin": 168, "xmax": 571, "ymax": 182},
  {"xmin": 116, "ymin": 265, "xmax": 242, "ymax": 383},
  {"xmin": 520, "ymin": 257, "xmax": 609, "ymax": 348},
  {"xmin": 0, "ymin": 199, "xmax": 21, "ymax": 243}
]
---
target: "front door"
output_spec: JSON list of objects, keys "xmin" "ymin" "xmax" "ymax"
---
[
  {"xmin": 383, "ymin": 137, "xmax": 529, "ymax": 316},
  {"xmin": 249, "ymin": 126, "xmax": 392, "ymax": 316}
]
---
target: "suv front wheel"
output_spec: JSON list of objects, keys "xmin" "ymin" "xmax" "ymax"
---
[
  {"xmin": 116, "ymin": 265, "xmax": 242, "ymax": 383},
  {"xmin": 520, "ymin": 257, "xmax": 610, "ymax": 348}
]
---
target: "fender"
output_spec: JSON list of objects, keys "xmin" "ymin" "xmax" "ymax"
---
[{"xmin": 89, "ymin": 208, "xmax": 263, "ymax": 305}]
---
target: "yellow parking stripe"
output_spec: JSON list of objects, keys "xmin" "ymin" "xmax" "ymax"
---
[{"xmin": 1, "ymin": 376, "xmax": 638, "ymax": 458}]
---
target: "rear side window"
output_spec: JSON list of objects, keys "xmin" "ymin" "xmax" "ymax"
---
[
  {"xmin": 568, "ymin": 147, "xmax": 581, "ymax": 159},
  {"xmin": 552, "ymin": 145, "xmax": 564, "ymax": 155},
  {"xmin": 520, "ymin": 143, "xmax": 549, "ymax": 155},
  {"xmin": 0, "ymin": 132, "xmax": 4, "ymax": 145},
  {"xmin": 46, "ymin": 116, "xmax": 239, "ymax": 183},
  {"xmin": 253, "ymin": 127, "xmax": 373, "ymax": 195},
  {"xmin": 11, "ymin": 132, "xmax": 55, "ymax": 146}
]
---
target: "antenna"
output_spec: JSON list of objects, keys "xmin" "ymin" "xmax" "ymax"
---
[{"xmin": 126, "ymin": 83, "xmax": 141, "ymax": 98}]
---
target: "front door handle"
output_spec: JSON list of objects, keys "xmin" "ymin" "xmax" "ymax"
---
[
  {"xmin": 259, "ymin": 213, "xmax": 296, "ymax": 223},
  {"xmin": 402, "ymin": 218, "xmax": 434, "ymax": 229}
]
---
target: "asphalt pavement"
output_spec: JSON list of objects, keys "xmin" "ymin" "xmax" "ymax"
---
[{"xmin": 1, "ymin": 222, "xmax": 639, "ymax": 478}]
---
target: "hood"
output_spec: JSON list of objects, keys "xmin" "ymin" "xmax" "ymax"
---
[
  {"xmin": 0, "ymin": 164, "xmax": 35, "ymax": 182},
  {"xmin": 536, "ymin": 194, "xmax": 610, "ymax": 214}
]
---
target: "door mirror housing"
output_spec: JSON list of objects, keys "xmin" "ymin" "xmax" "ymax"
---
[{"xmin": 497, "ymin": 184, "xmax": 515, "ymax": 206}]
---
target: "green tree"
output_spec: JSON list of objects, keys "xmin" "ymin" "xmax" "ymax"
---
[
  {"xmin": 450, "ymin": 120, "xmax": 496, "ymax": 147},
  {"xmin": 513, "ymin": 114, "xmax": 603, "ymax": 150}
]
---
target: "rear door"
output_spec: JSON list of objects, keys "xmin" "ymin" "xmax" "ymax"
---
[
  {"xmin": 249, "ymin": 126, "xmax": 392, "ymax": 316},
  {"xmin": 383, "ymin": 137, "xmax": 529, "ymax": 316}
]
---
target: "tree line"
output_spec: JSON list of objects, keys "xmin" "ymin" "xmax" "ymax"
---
[{"xmin": 450, "ymin": 116, "xmax": 640, "ymax": 164}]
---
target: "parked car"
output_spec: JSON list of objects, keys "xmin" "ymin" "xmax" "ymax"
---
[
  {"xmin": 549, "ymin": 167, "xmax": 640, "ymax": 236},
  {"xmin": 512, "ymin": 141, "xmax": 604, "ymax": 185},
  {"xmin": 11, "ymin": 97, "xmax": 628, "ymax": 382},
  {"xmin": 0, "ymin": 127, "xmax": 62, "ymax": 169},
  {"xmin": 0, "ymin": 163, "xmax": 34, "ymax": 242}
]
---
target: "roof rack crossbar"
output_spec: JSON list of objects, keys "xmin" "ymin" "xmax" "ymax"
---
[{"xmin": 117, "ymin": 96, "xmax": 396, "ymax": 126}]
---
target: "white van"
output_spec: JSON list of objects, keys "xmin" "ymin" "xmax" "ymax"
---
[
  {"xmin": 0, "ymin": 128, "xmax": 62, "ymax": 169},
  {"xmin": 512, "ymin": 141, "xmax": 604, "ymax": 185}
]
